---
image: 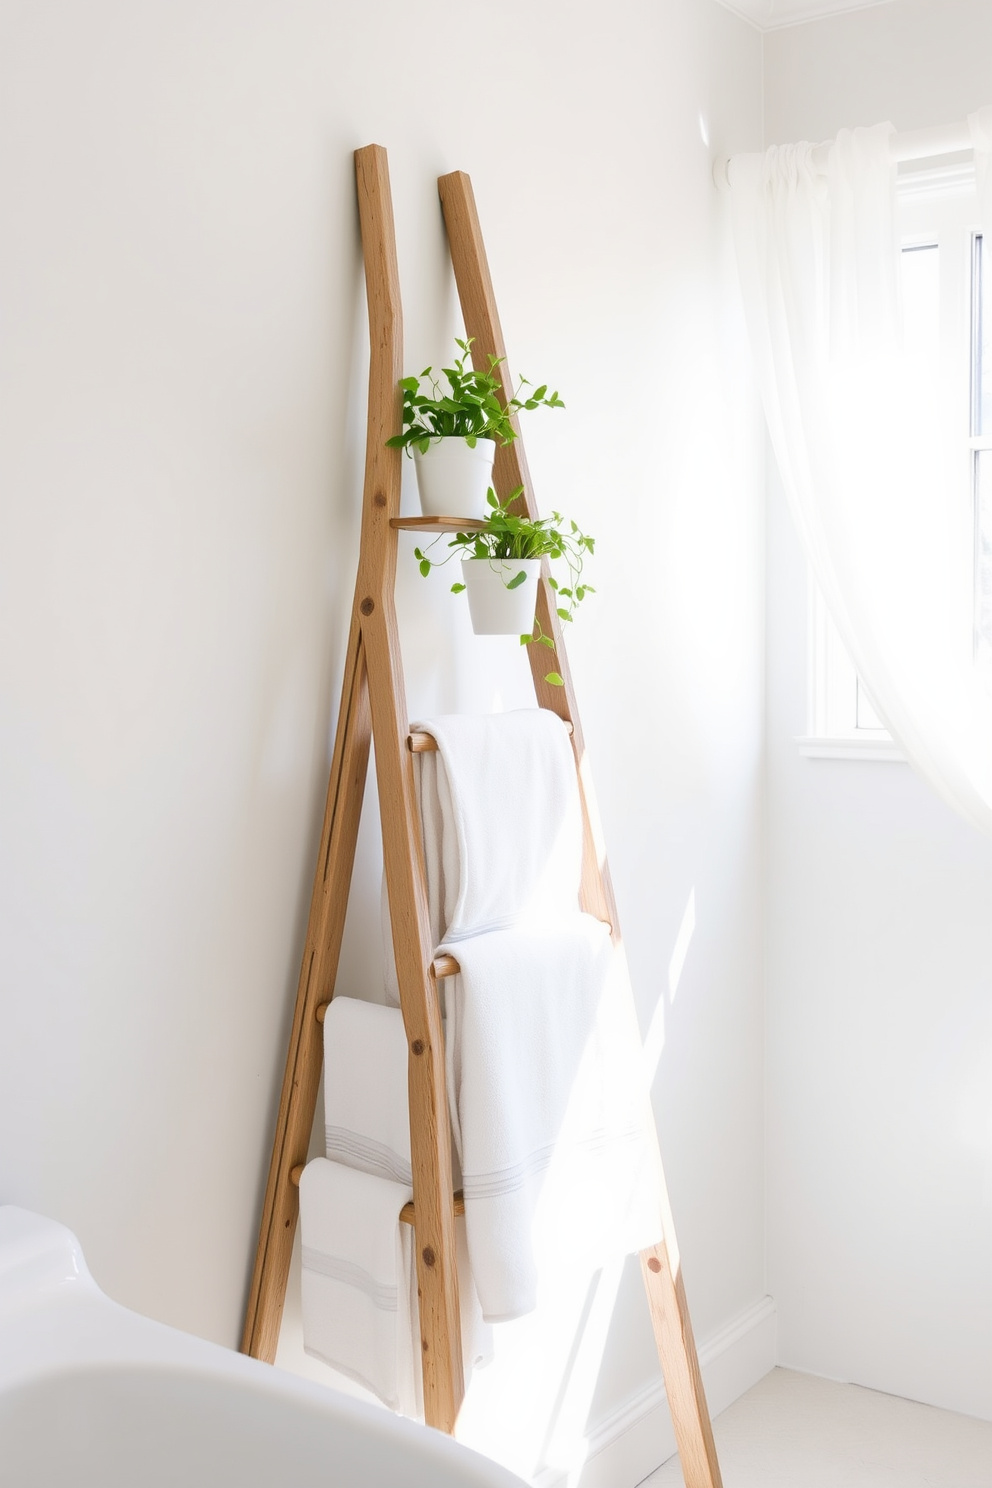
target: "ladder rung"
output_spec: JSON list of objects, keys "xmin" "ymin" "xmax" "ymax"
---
[
  {"xmin": 288, "ymin": 1162, "xmax": 464, "ymax": 1226},
  {"xmin": 409, "ymin": 721, "xmax": 572, "ymax": 753},
  {"xmin": 390, "ymin": 516, "xmax": 487, "ymax": 534},
  {"xmin": 400, "ymin": 1190, "xmax": 465, "ymax": 1225},
  {"xmin": 314, "ymin": 955, "xmax": 462, "ymax": 1024}
]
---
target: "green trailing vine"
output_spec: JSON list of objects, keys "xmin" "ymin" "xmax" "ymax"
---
[
  {"xmin": 413, "ymin": 486, "xmax": 595, "ymax": 687},
  {"xmin": 385, "ymin": 337, "xmax": 564, "ymax": 455}
]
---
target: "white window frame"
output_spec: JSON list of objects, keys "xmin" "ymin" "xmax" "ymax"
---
[{"xmin": 797, "ymin": 157, "xmax": 981, "ymax": 763}]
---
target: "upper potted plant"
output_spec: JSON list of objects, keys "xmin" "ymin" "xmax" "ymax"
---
[
  {"xmin": 413, "ymin": 486, "xmax": 595, "ymax": 685},
  {"xmin": 386, "ymin": 337, "xmax": 564, "ymax": 518}
]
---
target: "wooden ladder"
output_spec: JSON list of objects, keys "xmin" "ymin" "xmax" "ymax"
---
[{"xmin": 241, "ymin": 143, "xmax": 723, "ymax": 1488}]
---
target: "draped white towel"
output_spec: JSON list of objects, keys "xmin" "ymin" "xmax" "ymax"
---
[
  {"xmin": 410, "ymin": 710, "xmax": 583, "ymax": 943},
  {"xmin": 299, "ymin": 1158, "xmax": 420, "ymax": 1415},
  {"xmin": 300, "ymin": 1158, "xmax": 491, "ymax": 1416},
  {"xmin": 409, "ymin": 709, "xmax": 662, "ymax": 1321},
  {"xmin": 322, "ymin": 994, "xmax": 462, "ymax": 1199},
  {"xmin": 442, "ymin": 916, "xmax": 661, "ymax": 1321},
  {"xmin": 323, "ymin": 997, "xmax": 413, "ymax": 1185}
]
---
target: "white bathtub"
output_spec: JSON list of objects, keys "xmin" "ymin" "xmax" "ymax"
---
[{"xmin": 0, "ymin": 1206, "xmax": 525, "ymax": 1488}]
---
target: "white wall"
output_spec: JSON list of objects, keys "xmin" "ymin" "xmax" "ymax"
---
[
  {"xmin": 0, "ymin": 2, "xmax": 766, "ymax": 1482},
  {"xmin": 763, "ymin": 0, "xmax": 992, "ymax": 1421}
]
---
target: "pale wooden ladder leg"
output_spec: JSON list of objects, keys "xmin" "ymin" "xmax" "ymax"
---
[
  {"xmin": 353, "ymin": 142, "xmax": 464, "ymax": 1432},
  {"xmin": 640, "ymin": 1237, "xmax": 723, "ymax": 1488},
  {"xmin": 241, "ymin": 616, "xmax": 372, "ymax": 1361},
  {"xmin": 438, "ymin": 165, "xmax": 724, "ymax": 1486}
]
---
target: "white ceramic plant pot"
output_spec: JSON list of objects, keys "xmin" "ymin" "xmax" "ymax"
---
[
  {"xmin": 462, "ymin": 557, "xmax": 542, "ymax": 636},
  {"xmin": 412, "ymin": 437, "xmax": 496, "ymax": 518}
]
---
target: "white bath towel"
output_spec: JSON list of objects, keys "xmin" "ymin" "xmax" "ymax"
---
[
  {"xmin": 299, "ymin": 1158, "xmax": 420, "ymax": 1415},
  {"xmin": 442, "ymin": 916, "xmax": 662, "ymax": 1321},
  {"xmin": 300, "ymin": 1158, "xmax": 492, "ymax": 1416},
  {"xmin": 323, "ymin": 997, "xmax": 412, "ymax": 1185},
  {"xmin": 410, "ymin": 710, "xmax": 583, "ymax": 942},
  {"xmin": 323, "ymin": 994, "xmax": 463, "ymax": 1189}
]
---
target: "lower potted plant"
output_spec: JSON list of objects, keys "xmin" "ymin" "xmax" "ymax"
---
[
  {"xmin": 414, "ymin": 487, "xmax": 595, "ymax": 685},
  {"xmin": 386, "ymin": 338, "xmax": 564, "ymax": 518}
]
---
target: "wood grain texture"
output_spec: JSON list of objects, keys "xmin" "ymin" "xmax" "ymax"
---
[
  {"xmin": 400, "ymin": 1190, "xmax": 465, "ymax": 1225},
  {"xmin": 354, "ymin": 143, "xmax": 464, "ymax": 1433},
  {"xmin": 409, "ymin": 724, "xmax": 571, "ymax": 753},
  {"xmin": 437, "ymin": 169, "xmax": 613, "ymax": 929},
  {"xmin": 439, "ymin": 167, "xmax": 722, "ymax": 1488},
  {"xmin": 242, "ymin": 147, "xmax": 464, "ymax": 1433},
  {"xmin": 640, "ymin": 1239, "xmax": 724, "ymax": 1488},
  {"xmin": 241, "ymin": 617, "xmax": 372, "ymax": 1362},
  {"xmin": 390, "ymin": 516, "xmax": 487, "ymax": 533}
]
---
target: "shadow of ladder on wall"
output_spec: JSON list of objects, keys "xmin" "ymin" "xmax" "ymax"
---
[{"xmin": 240, "ymin": 144, "xmax": 724, "ymax": 1488}]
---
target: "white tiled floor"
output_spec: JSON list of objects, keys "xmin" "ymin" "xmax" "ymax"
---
[{"xmin": 638, "ymin": 1368, "xmax": 992, "ymax": 1487}]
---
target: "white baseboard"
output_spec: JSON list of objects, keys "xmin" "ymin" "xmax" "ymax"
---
[{"xmin": 533, "ymin": 1295, "xmax": 777, "ymax": 1488}]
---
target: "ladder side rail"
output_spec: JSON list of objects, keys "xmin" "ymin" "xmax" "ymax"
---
[
  {"xmin": 354, "ymin": 144, "xmax": 464, "ymax": 1433},
  {"xmin": 242, "ymin": 617, "xmax": 372, "ymax": 1361},
  {"xmin": 438, "ymin": 169, "xmax": 723, "ymax": 1488},
  {"xmin": 437, "ymin": 168, "xmax": 614, "ymax": 930}
]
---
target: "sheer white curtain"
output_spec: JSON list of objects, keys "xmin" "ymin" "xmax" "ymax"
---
[{"xmin": 730, "ymin": 113, "xmax": 992, "ymax": 837}]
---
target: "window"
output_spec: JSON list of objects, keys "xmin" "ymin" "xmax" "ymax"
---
[
  {"xmin": 973, "ymin": 230, "xmax": 992, "ymax": 675},
  {"xmin": 799, "ymin": 158, "xmax": 986, "ymax": 760}
]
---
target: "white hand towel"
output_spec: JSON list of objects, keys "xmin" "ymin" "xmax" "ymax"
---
[
  {"xmin": 443, "ymin": 916, "xmax": 662, "ymax": 1322},
  {"xmin": 411, "ymin": 710, "xmax": 583, "ymax": 941},
  {"xmin": 323, "ymin": 994, "xmax": 463, "ymax": 1189},
  {"xmin": 323, "ymin": 997, "xmax": 412, "ymax": 1184},
  {"xmin": 300, "ymin": 1159, "xmax": 492, "ymax": 1416},
  {"xmin": 299, "ymin": 1158, "xmax": 420, "ymax": 1416}
]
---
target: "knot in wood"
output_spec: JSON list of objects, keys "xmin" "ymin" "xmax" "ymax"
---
[
  {"xmin": 411, "ymin": 1038, "xmax": 425, "ymax": 1056},
  {"xmin": 422, "ymin": 1246, "xmax": 436, "ymax": 1268},
  {"xmin": 360, "ymin": 597, "xmax": 375, "ymax": 616},
  {"xmin": 373, "ymin": 492, "xmax": 387, "ymax": 507},
  {"xmin": 647, "ymin": 1256, "xmax": 662, "ymax": 1273}
]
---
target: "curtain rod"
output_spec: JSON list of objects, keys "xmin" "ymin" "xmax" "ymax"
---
[{"xmin": 713, "ymin": 118, "xmax": 974, "ymax": 190}]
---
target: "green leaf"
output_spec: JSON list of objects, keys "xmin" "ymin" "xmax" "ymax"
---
[
  {"xmin": 545, "ymin": 672, "xmax": 564, "ymax": 687},
  {"xmin": 557, "ymin": 607, "xmax": 571, "ymax": 621},
  {"xmin": 506, "ymin": 570, "xmax": 527, "ymax": 590},
  {"xmin": 419, "ymin": 559, "xmax": 432, "ymax": 578},
  {"xmin": 519, "ymin": 632, "xmax": 533, "ymax": 645},
  {"xmin": 450, "ymin": 582, "xmax": 466, "ymax": 593}
]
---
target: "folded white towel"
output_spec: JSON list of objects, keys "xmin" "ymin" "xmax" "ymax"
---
[
  {"xmin": 443, "ymin": 916, "xmax": 662, "ymax": 1322},
  {"xmin": 323, "ymin": 994, "xmax": 463, "ymax": 1189},
  {"xmin": 300, "ymin": 1158, "xmax": 492, "ymax": 1416},
  {"xmin": 299, "ymin": 1158, "xmax": 420, "ymax": 1415},
  {"xmin": 323, "ymin": 997, "xmax": 412, "ymax": 1185},
  {"xmin": 410, "ymin": 710, "xmax": 583, "ymax": 942}
]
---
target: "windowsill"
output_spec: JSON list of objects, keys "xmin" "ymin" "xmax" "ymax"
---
[{"xmin": 796, "ymin": 734, "xmax": 908, "ymax": 763}]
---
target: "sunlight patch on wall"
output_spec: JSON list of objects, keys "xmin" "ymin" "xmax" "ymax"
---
[{"xmin": 642, "ymin": 888, "xmax": 695, "ymax": 1085}]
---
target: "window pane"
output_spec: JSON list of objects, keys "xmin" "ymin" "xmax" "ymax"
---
[
  {"xmin": 902, "ymin": 243, "xmax": 940, "ymax": 364},
  {"xmin": 977, "ymin": 449, "xmax": 992, "ymax": 673},
  {"xmin": 856, "ymin": 679, "xmax": 886, "ymax": 731},
  {"xmin": 975, "ymin": 233, "xmax": 991, "ymax": 438}
]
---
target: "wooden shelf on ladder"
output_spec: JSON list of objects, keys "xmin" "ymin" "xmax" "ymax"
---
[{"xmin": 241, "ymin": 143, "xmax": 723, "ymax": 1488}]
